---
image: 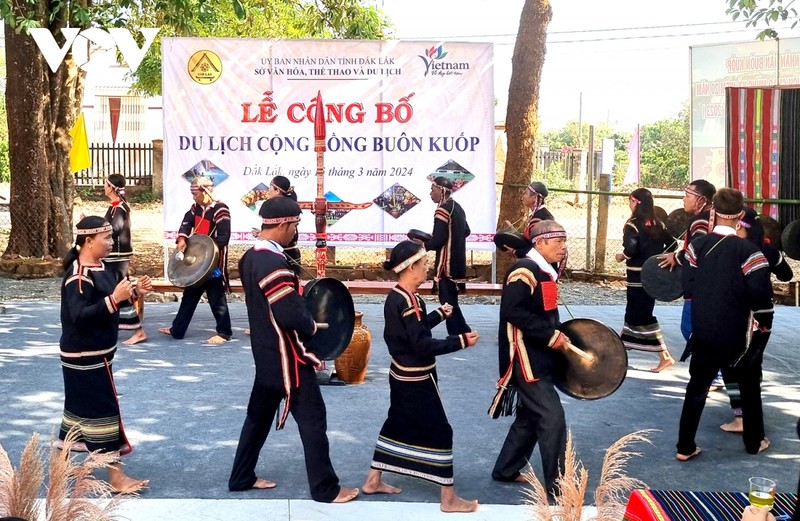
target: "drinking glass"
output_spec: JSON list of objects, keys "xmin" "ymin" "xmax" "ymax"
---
[{"xmin": 748, "ymin": 477, "xmax": 776, "ymax": 509}]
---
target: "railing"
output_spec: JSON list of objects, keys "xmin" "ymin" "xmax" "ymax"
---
[{"xmin": 74, "ymin": 143, "xmax": 153, "ymax": 186}]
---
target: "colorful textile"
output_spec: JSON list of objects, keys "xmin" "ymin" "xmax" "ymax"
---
[
  {"xmin": 623, "ymin": 489, "xmax": 797, "ymax": 521},
  {"xmin": 726, "ymin": 87, "xmax": 781, "ymax": 220}
]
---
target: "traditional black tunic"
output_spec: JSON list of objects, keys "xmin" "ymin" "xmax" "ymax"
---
[
  {"xmin": 59, "ymin": 260, "xmax": 131, "ymax": 454},
  {"xmin": 523, "ymin": 207, "xmax": 555, "ymax": 240},
  {"xmin": 677, "ymin": 227, "xmax": 772, "ymax": 456},
  {"xmin": 490, "ymin": 251, "xmax": 567, "ymax": 496},
  {"xmin": 620, "ymin": 217, "xmax": 675, "ymax": 352},
  {"xmin": 423, "ymin": 197, "xmax": 471, "ymax": 335},
  {"xmin": 168, "ymin": 200, "xmax": 232, "ymax": 339},
  {"xmin": 229, "ymin": 240, "xmax": 341, "ymax": 502},
  {"xmin": 104, "ymin": 200, "xmax": 141, "ymax": 331},
  {"xmin": 370, "ymin": 285, "xmax": 469, "ymax": 486}
]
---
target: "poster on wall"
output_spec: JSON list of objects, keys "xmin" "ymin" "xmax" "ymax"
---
[
  {"xmin": 161, "ymin": 38, "xmax": 495, "ymax": 248},
  {"xmin": 689, "ymin": 38, "xmax": 800, "ymax": 187}
]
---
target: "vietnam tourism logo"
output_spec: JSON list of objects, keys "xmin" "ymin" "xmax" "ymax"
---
[
  {"xmin": 417, "ymin": 45, "xmax": 469, "ymax": 77},
  {"xmin": 188, "ymin": 50, "xmax": 223, "ymax": 84}
]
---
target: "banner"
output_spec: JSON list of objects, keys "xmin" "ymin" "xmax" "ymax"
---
[
  {"xmin": 69, "ymin": 112, "xmax": 92, "ymax": 174},
  {"xmin": 624, "ymin": 125, "xmax": 639, "ymax": 185},
  {"xmin": 162, "ymin": 39, "xmax": 495, "ymax": 248}
]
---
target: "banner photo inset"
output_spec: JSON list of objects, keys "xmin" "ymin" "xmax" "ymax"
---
[{"xmin": 162, "ymin": 38, "xmax": 495, "ymax": 249}]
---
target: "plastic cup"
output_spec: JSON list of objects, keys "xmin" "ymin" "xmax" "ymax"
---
[{"xmin": 748, "ymin": 477, "xmax": 776, "ymax": 509}]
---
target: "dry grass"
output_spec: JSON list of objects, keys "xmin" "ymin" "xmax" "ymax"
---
[
  {"xmin": 0, "ymin": 428, "xmax": 123, "ymax": 521},
  {"xmin": 522, "ymin": 429, "xmax": 654, "ymax": 521}
]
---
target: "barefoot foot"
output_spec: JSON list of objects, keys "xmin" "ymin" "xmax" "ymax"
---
[
  {"xmin": 441, "ymin": 495, "xmax": 479, "ymax": 513},
  {"xmin": 158, "ymin": 327, "xmax": 173, "ymax": 337},
  {"xmin": 650, "ymin": 357, "xmax": 675, "ymax": 373},
  {"xmin": 332, "ymin": 486, "xmax": 359, "ymax": 503},
  {"xmin": 363, "ymin": 480, "xmax": 401, "ymax": 494},
  {"xmin": 676, "ymin": 447, "xmax": 701, "ymax": 461},
  {"xmin": 110, "ymin": 475, "xmax": 150, "ymax": 495},
  {"xmin": 252, "ymin": 477, "xmax": 276, "ymax": 489},
  {"xmin": 720, "ymin": 417, "xmax": 743, "ymax": 433},
  {"xmin": 123, "ymin": 330, "xmax": 148, "ymax": 345},
  {"xmin": 759, "ymin": 438, "xmax": 770, "ymax": 453}
]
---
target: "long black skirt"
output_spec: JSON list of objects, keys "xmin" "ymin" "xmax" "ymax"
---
[{"xmin": 370, "ymin": 362, "xmax": 454, "ymax": 486}]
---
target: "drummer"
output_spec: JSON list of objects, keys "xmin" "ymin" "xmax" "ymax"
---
[
  {"xmin": 228, "ymin": 196, "xmax": 359, "ymax": 504},
  {"xmin": 417, "ymin": 176, "xmax": 472, "ymax": 335},
  {"xmin": 489, "ymin": 220, "xmax": 570, "ymax": 500},
  {"xmin": 159, "ymin": 176, "xmax": 232, "ymax": 343}
]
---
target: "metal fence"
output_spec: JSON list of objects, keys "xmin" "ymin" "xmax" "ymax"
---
[{"xmin": 74, "ymin": 143, "xmax": 154, "ymax": 186}]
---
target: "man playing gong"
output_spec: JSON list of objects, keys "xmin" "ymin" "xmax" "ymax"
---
[
  {"xmin": 228, "ymin": 196, "xmax": 359, "ymax": 504},
  {"xmin": 489, "ymin": 220, "xmax": 571, "ymax": 499},
  {"xmin": 159, "ymin": 176, "xmax": 232, "ymax": 343}
]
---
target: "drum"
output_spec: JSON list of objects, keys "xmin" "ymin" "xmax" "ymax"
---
[
  {"xmin": 641, "ymin": 255, "xmax": 683, "ymax": 302},
  {"xmin": 167, "ymin": 235, "xmax": 220, "ymax": 288},
  {"xmin": 303, "ymin": 278, "xmax": 355, "ymax": 360},
  {"xmin": 654, "ymin": 206, "xmax": 669, "ymax": 226},
  {"xmin": 407, "ymin": 229, "xmax": 432, "ymax": 243},
  {"xmin": 493, "ymin": 229, "xmax": 530, "ymax": 254},
  {"xmin": 555, "ymin": 318, "xmax": 627, "ymax": 400}
]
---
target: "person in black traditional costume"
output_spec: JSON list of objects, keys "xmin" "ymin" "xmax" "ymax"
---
[
  {"xmin": 522, "ymin": 181, "xmax": 554, "ymax": 240},
  {"xmin": 419, "ymin": 176, "xmax": 471, "ymax": 335},
  {"xmin": 103, "ymin": 174, "xmax": 147, "ymax": 345},
  {"xmin": 228, "ymin": 197, "xmax": 358, "ymax": 504},
  {"xmin": 268, "ymin": 176, "xmax": 302, "ymax": 275},
  {"xmin": 489, "ymin": 220, "xmax": 570, "ymax": 499},
  {"xmin": 676, "ymin": 188, "xmax": 773, "ymax": 461},
  {"xmin": 59, "ymin": 215, "xmax": 151, "ymax": 494},
  {"xmin": 719, "ymin": 207, "xmax": 793, "ymax": 434},
  {"xmin": 159, "ymin": 176, "xmax": 232, "ymax": 343},
  {"xmin": 615, "ymin": 188, "xmax": 677, "ymax": 372},
  {"xmin": 658, "ymin": 179, "xmax": 716, "ymax": 342},
  {"xmin": 363, "ymin": 240, "xmax": 480, "ymax": 513}
]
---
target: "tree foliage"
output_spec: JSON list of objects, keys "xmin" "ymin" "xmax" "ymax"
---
[
  {"xmin": 639, "ymin": 105, "xmax": 689, "ymax": 190},
  {"xmin": 128, "ymin": 0, "xmax": 392, "ymax": 95},
  {"xmin": 0, "ymin": 0, "xmax": 390, "ymax": 259},
  {"xmin": 726, "ymin": 0, "xmax": 799, "ymax": 39}
]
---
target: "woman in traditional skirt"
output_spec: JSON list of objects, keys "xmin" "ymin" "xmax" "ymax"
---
[
  {"xmin": 59, "ymin": 215, "xmax": 151, "ymax": 494},
  {"xmin": 362, "ymin": 241, "xmax": 480, "ymax": 513},
  {"xmin": 103, "ymin": 174, "xmax": 146, "ymax": 345},
  {"xmin": 615, "ymin": 188, "xmax": 677, "ymax": 372}
]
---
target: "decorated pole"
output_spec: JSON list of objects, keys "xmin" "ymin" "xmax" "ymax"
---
[{"xmin": 313, "ymin": 91, "xmax": 328, "ymax": 277}]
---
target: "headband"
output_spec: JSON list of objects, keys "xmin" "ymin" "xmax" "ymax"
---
[
  {"xmin": 685, "ymin": 186, "xmax": 703, "ymax": 198},
  {"xmin": 76, "ymin": 224, "xmax": 112, "ymax": 236},
  {"xmin": 392, "ymin": 248, "xmax": 427, "ymax": 274},
  {"xmin": 629, "ymin": 195, "xmax": 641, "ymax": 204},
  {"xmin": 715, "ymin": 210, "xmax": 744, "ymax": 220},
  {"xmin": 262, "ymin": 215, "xmax": 301, "ymax": 225},
  {"xmin": 532, "ymin": 230, "xmax": 567, "ymax": 241},
  {"xmin": 270, "ymin": 182, "xmax": 290, "ymax": 195}
]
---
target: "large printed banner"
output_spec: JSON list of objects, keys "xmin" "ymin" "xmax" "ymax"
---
[
  {"xmin": 162, "ymin": 38, "xmax": 495, "ymax": 248},
  {"xmin": 690, "ymin": 38, "xmax": 800, "ymax": 187}
]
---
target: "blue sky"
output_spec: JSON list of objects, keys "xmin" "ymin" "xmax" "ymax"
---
[{"xmin": 380, "ymin": 0, "xmax": 800, "ymax": 132}]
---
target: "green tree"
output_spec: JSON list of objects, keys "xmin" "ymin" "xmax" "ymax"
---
[
  {"xmin": 1, "ymin": 0, "xmax": 389, "ymax": 259},
  {"xmin": 639, "ymin": 106, "xmax": 689, "ymax": 190},
  {"xmin": 539, "ymin": 120, "xmax": 616, "ymax": 150},
  {"xmin": 726, "ymin": 0, "xmax": 798, "ymax": 39}
]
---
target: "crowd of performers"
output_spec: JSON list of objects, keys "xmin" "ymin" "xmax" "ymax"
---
[{"xmin": 56, "ymin": 173, "xmax": 798, "ymax": 518}]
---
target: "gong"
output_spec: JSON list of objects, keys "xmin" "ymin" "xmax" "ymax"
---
[
  {"xmin": 555, "ymin": 318, "xmax": 627, "ymax": 400},
  {"xmin": 408, "ymin": 229, "xmax": 432, "ymax": 243},
  {"xmin": 666, "ymin": 208, "xmax": 691, "ymax": 241},
  {"xmin": 493, "ymin": 229, "xmax": 531, "ymax": 254},
  {"xmin": 758, "ymin": 214, "xmax": 782, "ymax": 250},
  {"xmin": 641, "ymin": 255, "xmax": 683, "ymax": 302},
  {"xmin": 167, "ymin": 234, "xmax": 219, "ymax": 288},
  {"xmin": 654, "ymin": 206, "xmax": 668, "ymax": 225},
  {"xmin": 303, "ymin": 278, "xmax": 355, "ymax": 360},
  {"xmin": 782, "ymin": 219, "xmax": 800, "ymax": 260}
]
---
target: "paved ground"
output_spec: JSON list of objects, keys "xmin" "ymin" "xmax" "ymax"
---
[{"xmin": 0, "ymin": 299, "xmax": 798, "ymax": 520}]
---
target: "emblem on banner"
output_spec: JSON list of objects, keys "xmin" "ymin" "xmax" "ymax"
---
[{"xmin": 188, "ymin": 50, "xmax": 223, "ymax": 84}]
